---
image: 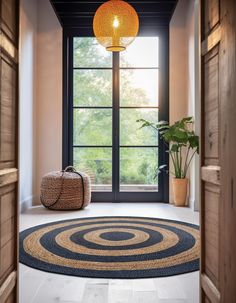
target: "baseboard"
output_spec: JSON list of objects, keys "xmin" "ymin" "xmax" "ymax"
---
[
  {"xmin": 188, "ymin": 198, "xmax": 199, "ymax": 212},
  {"xmin": 194, "ymin": 202, "xmax": 199, "ymax": 212},
  {"xmin": 20, "ymin": 195, "xmax": 34, "ymax": 213}
]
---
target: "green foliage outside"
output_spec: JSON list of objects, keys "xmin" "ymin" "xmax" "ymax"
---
[{"xmin": 73, "ymin": 38, "xmax": 159, "ymax": 187}]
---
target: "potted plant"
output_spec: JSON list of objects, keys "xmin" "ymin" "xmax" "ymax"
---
[{"xmin": 137, "ymin": 117, "xmax": 199, "ymax": 206}]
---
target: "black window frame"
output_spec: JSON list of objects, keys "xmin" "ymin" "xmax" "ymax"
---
[{"xmin": 62, "ymin": 27, "xmax": 169, "ymax": 203}]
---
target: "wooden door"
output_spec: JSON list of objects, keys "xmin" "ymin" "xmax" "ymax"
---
[
  {"xmin": 0, "ymin": 0, "xmax": 19, "ymax": 302},
  {"xmin": 201, "ymin": 0, "xmax": 236, "ymax": 302}
]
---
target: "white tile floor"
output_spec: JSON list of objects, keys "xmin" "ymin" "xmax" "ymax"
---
[{"xmin": 20, "ymin": 203, "xmax": 200, "ymax": 303}]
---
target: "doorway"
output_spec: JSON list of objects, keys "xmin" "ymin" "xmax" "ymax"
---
[{"xmin": 63, "ymin": 34, "xmax": 169, "ymax": 202}]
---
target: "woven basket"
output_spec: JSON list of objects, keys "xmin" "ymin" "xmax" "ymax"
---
[{"xmin": 40, "ymin": 166, "xmax": 91, "ymax": 210}]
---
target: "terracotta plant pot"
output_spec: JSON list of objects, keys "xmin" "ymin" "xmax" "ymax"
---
[{"xmin": 172, "ymin": 178, "xmax": 188, "ymax": 207}]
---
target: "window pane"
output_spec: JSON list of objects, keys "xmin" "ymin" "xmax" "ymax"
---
[
  {"xmin": 120, "ymin": 69, "xmax": 159, "ymax": 107},
  {"xmin": 120, "ymin": 148, "xmax": 158, "ymax": 192},
  {"xmin": 120, "ymin": 37, "xmax": 159, "ymax": 68},
  {"xmin": 74, "ymin": 109, "xmax": 112, "ymax": 146},
  {"xmin": 74, "ymin": 70, "xmax": 112, "ymax": 107},
  {"xmin": 74, "ymin": 37, "xmax": 112, "ymax": 68},
  {"xmin": 120, "ymin": 109, "xmax": 158, "ymax": 146},
  {"xmin": 74, "ymin": 148, "xmax": 112, "ymax": 191}
]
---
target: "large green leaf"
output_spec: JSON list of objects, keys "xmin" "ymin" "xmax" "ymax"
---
[
  {"xmin": 189, "ymin": 135, "xmax": 199, "ymax": 153},
  {"xmin": 170, "ymin": 144, "xmax": 179, "ymax": 152}
]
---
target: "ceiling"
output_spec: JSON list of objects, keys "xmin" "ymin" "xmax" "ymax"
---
[{"xmin": 50, "ymin": 0, "xmax": 178, "ymax": 29}]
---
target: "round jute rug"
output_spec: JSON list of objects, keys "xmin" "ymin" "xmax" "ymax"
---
[{"xmin": 19, "ymin": 216, "xmax": 200, "ymax": 279}]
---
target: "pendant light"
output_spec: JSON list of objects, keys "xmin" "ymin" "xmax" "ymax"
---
[{"xmin": 93, "ymin": 0, "xmax": 139, "ymax": 52}]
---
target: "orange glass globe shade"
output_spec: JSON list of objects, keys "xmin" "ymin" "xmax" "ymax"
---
[{"xmin": 93, "ymin": 0, "xmax": 139, "ymax": 52}]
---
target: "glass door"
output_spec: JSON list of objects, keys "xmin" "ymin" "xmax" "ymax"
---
[
  {"xmin": 73, "ymin": 38, "xmax": 113, "ymax": 194},
  {"xmin": 70, "ymin": 34, "xmax": 168, "ymax": 202},
  {"xmin": 119, "ymin": 37, "xmax": 159, "ymax": 194}
]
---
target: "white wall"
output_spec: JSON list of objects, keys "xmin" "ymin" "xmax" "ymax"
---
[
  {"xmin": 19, "ymin": 0, "xmax": 38, "ymax": 212},
  {"xmin": 169, "ymin": 0, "xmax": 200, "ymax": 210},
  {"xmin": 35, "ymin": 0, "xmax": 62, "ymax": 204},
  {"xmin": 19, "ymin": 0, "xmax": 62, "ymax": 210},
  {"xmin": 186, "ymin": 0, "xmax": 201, "ymax": 211}
]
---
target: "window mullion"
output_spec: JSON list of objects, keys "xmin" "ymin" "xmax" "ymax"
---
[{"xmin": 112, "ymin": 52, "xmax": 120, "ymax": 200}]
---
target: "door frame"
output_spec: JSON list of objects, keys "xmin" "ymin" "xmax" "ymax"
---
[
  {"xmin": 62, "ymin": 27, "xmax": 169, "ymax": 203},
  {"xmin": 200, "ymin": 0, "xmax": 236, "ymax": 301},
  {"xmin": 0, "ymin": 0, "xmax": 19, "ymax": 302}
]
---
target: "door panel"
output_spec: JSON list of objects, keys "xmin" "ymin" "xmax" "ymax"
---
[
  {"xmin": 0, "ymin": 54, "xmax": 17, "ymax": 169},
  {"xmin": 201, "ymin": 0, "xmax": 221, "ymax": 302},
  {"xmin": 204, "ymin": 47, "xmax": 219, "ymax": 163},
  {"xmin": 204, "ymin": 184, "xmax": 220, "ymax": 288},
  {"xmin": 201, "ymin": 0, "xmax": 236, "ymax": 302},
  {"xmin": 1, "ymin": 0, "xmax": 17, "ymax": 42},
  {"xmin": 0, "ymin": 0, "xmax": 19, "ymax": 302},
  {"xmin": 204, "ymin": 0, "xmax": 220, "ymax": 36}
]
